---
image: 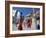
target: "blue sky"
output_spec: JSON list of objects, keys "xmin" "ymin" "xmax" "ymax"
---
[{"xmin": 12, "ymin": 7, "xmax": 40, "ymax": 16}]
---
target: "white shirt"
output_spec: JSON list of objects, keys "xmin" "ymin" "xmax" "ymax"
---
[{"xmin": 31, "ymin": 13, "xmax": 37, "ymax": 30}]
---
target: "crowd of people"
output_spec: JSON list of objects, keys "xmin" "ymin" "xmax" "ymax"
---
[{"xmin": 12, "ymin": 10, "xmax": 40, "ymax": 31}]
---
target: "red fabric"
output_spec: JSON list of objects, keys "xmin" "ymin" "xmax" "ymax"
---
[
  {"xmin": 18, "ymin": 16, "xmax": 24, "ymax": 30},
  {"xmin": 18, "ymin": 20, "xmax": 22, "ymax": 30},
  {"xmin": 27, "ymin": 19, "xmax": 30, "ymax": 27}
]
